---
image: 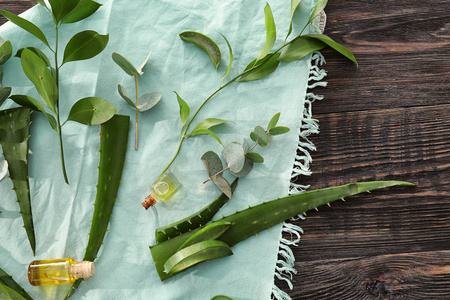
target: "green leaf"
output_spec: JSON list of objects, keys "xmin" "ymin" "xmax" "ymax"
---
[
  {"xmin": 32, "ymin": 0, "xmax": 49, "ymax": 9},
  {"xmin": 0, "ymin": 160, "xmax": 7, "ymax": 182},
  {"xmin": 242, "ymin": 138, "xmax": 249, "ymax": 153},
  {"xmin": 10, "ymin": 94, "xmax": 58, "ymax": 131},
  {"xmin": 0, "ymin": 87, "xmax": 11, "ymax": 106},
  {"xmin": 137, "ymin": 92, "xmax": 162, "ymax": 112},
  {"xmin": 269, "ymin": 126, "xmax": 290, "ymax": 135},
  {"xmin": 286, "ymin": 0, "xmax": 303, "ymax": 40},
  {"xmin": 307, "ymin": 0, "xmax": 328, "ymax": 25},
  {"xmin": 304, "ymin": 34, "xmax": 358, "ymax": 65},
  {"xmin": 163, "ymin": 240, "xmax": 232, "ymax": 275},
  {"xmin": 211, "ymin": 175, "xmax": 232, "ymax": 198},
  {"xmin": 112, "ymin": 52, "xmax": 140, "ymax": 77},
  {"xmin": 0, "ymin": 40, "xmax": 12, "ymax": 65},
  {"xmin": 201, "ymin": 151, "xmax": 223, "ymax": 177},
  {"xmin": 255, "ymin": 3, "xmax": 276, "ymax": 63},
  {"xmin": 278, "ymin": 36, "xmax": 325, "ymax": 62},
  {"xmin": 211, "ymin": 296, "xmax": 234, "ymax": 300},
  {"xmin": 20, "ymin": 48, "xmax": 58, "ymax": 113},
  {"xmin": 15, "ymin": 47, "xmax": 51, "ymax": 67},
  {"xmin": 117, "ymin": 84, "xmax": 136, "ymax": 108},
  {"xmin": 0, "ymin": 65, "xmax": 3, "ymax": 87},
  {"xmin": 174, "ymin": 91, "xmax": 190, "ymax": 130},
  {"xmin": 250, "ymin": 125, "xmax": 268, "ymax": 147},
  {"xmin": 220, "ymin": 33, "xmax": 233, "ymax": 85},
  {"xmin": 188, "ymin": 118, "xmax": 228, "ymax": 136},
  {"xmin": 0, "ymin": 282, "xmax": 29, "ymax": 300},
  {"xmin": 66, "ymin": 97, "xmax": 116, "ymax": 125},
  {"xmin": 137, "ymin": 50, "xmax": 153, "ymax": 76},
  {"xmin": 229, "ymin": 157, "xmax": 253, "ymax": 177},
  {"xmin": 62, "ymin": 30, "xmax": 109, "ymax": 65},
  {"xmin": 188, "ymin": 129, "xmax": 223, "ymax": 145},
  {"xmin": 179, "ymin": 31, "xmax": 221, "ymax": 69},
  {"xmin": 246, "ymin": 152, "xmax": 264, "ymax": 163},
  {"xmin": 267, "ymin": 112, "xmax": 280, "ymax": 130},
  {"xmin": 222, "ymin": 142, "xmax": 246, "ymax": 173},
  {"xmin": 61, "ymin": 0, "xmax": 102, "ymax": 24},
  {"xmin": 48, "ymin": 0, "xmax": 80, "ymax": 23},
  {"xmin": 0, "ymin": 10, "xmax": 50, "ymax": 48},
  {"xmin": 238, "ymin": 53, "xmax": 280, "ymax": 82},
  {"xmin": 178, "ymin": 221, "xmax": 231, "ymax": 251}
]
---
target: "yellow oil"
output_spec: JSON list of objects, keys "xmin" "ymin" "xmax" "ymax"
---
[
  {"xmin": 28, "ymin": 258, "xmax": 77, "ymax": 286},
  {"xmin": 150, "ymin": 171, "xmax": 182, "ymax": 202}
]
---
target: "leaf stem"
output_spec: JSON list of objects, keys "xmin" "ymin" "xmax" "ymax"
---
[
  {"xmin": 203, "ymin": 166, "xmax": 230, "ymax": 184},
  {"xmin": 135, "ymin": 75, "xmax": 139, "ymax": 151}
]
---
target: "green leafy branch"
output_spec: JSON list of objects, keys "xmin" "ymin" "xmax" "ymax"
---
[
  {"xmin": 202, "ymin": 113, "xmax": 290, "ymax": 198},
  {"xmin": 154, "ymin": 0, "xmax": 356, "ymax": 192},
  {"xmin": 112, "ymin": 51, "xmax": 162, "ymax": 150},
  {"xmin": 0, "ymin": 0, "xmax": 116, "ymax": 184}
]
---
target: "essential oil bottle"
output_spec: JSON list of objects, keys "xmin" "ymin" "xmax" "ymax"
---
[
  {"xmin": 142, "ymin": 170, "xmax": 182, "ymax": 209},
  {"xmin": 28, "ymin": 258, "xmax": 95, "ymax": 286}
]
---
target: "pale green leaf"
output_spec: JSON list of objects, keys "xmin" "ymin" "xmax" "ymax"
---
[
  {"xmin": 246, "ymin": 152, "xmax": 264, "ymax": 163},
  {"xmin": 220, "ymin": 33, "xmax": 233, "ymax": 85},
  {"xmin": 138, "ymin": 50, "xmax": 153, "ymax": 76},
  {"xmin": 238, "ymin": 53, "xmax": 280, "ymax": 82},
  {"xmin": 10, "ymin": 94, "xmax": 58, "ymax": 131},
  {"xmin": 179, "ymin": 31, "xmax": 221, "ymax": 69},
  {"xmin": 187, "ymin": 129, "xmax": 223, "ymax": 145},
  {"xmin": 230, "ymin": 157, "xmax": 253, "ymax": 177},
  {"xmin": 201, "ymin": 151, "xmax": 223, "ymax": 177},
  {"xmin": 48, "ymin": 0, "xmax": 80, "ymax": 23},
  {"xmin": 278, "ymin": 36, "xmax": 325, "ymax": 62},
  {"xmin": 307, "ymin": 0, "xmax": 328, "ymax": 25},
  {"xmin": 62, "ymin": 30, "xmax": 109, "ymax": 65},
  {"xmin": 61, "ymin": 0, "xmax": 102, "ymax": 24},
  {"xmin": 178, "ymin": 221, "xmax": 231, "ymax": 251},
  {"xmin": 267, "ymin": 112, "xmax": 280, "ymax": 130},
  {"xmin": 15, "ymin": 47, "xmax": 51, "ymax": 67},
  {"xmin": 222, "ymin": 142, "xmax": 245, "ymax": 173},
  {"xmin": 269, "ymin": 126, "xmax": 290, "ymax": 136},
  {"xmin": 20, "ymin": 48, "xmax": 58, "ymax": 113},
  {"xmin": 137, "ymin": 92, "xmax": 162, "ymax": 112},
  {"xmin": 211, "ymin": 175, "xmax": 232, "ymax": 199},
  {"xmin": 0, "ymin": 87, "xmax": 11, "ymax": 106},
  {"xmin": 250, "ymin": 125, "xmax": 268, "ymax": 147},
  {"xmin": 112, "ymin": 52, "xmax": 140, "ymax": 77},
  {"xmin": 0, "ymin": 40, "xmax": 12, "ymax": 65},
  {"xmin": 255, "ymin": 3, "xmax": 276, "ymax": 63},
  {"xmin": 242, "ymin": 138, "xmax": 249, "ymax": 153},
  {"xmin": 286, "ymin": 0, "xmax": 303, "ymax": 40},
  {"xmin": 0, "ymin": 10, "xmax": 50, "ymax": 48},
  {"xmin": 117, "ymin": 84, "xmax": 136, "ymax": 108},
  {"xmin": 66, "ymin": 97, "xmax": 116, "ymax": 125},
  {"xmin": 189, "ymin": 118, "xmax": 228, "ymax": 135},
  {"xmin": 174, "ymin": 91, "xmax": 190, "ymax": 129},
  {"xmin": 304, "ymin": 34, "xmax": 358, "ymax": 65}
]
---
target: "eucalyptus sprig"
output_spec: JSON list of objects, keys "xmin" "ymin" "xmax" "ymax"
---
[
  {"xmin": 0, "ymin": 0, "xmax": 117, "ymax": 184},
  {"xmin": 112, "ymin": 51, "xmax": 162, "ymax": 150},
  {"xmin": 202, "ymin": 113, "xmax": 289, "ymax": 198},
  {"xmin": 153, "ymin": 0, "xmax": 356, "ymax": 192}
]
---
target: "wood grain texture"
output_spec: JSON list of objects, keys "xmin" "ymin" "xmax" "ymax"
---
[{"xmin": 1, "ymin": 0, "xmax": 449, "ymax": 299}]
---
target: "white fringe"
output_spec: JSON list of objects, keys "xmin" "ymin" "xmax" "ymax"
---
[{"xmin": 271, "ymin": 52, "xmax": 327, "ymax": 300}]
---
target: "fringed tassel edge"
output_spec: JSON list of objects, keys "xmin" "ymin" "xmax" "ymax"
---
[{"xmin": 271, "ymin": 51, "xmax": 327, "ymax": 300}]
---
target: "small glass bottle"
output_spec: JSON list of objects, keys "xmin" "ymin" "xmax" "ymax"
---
[
  {"xmin": 142, "ymin": 170, "xmax": 182, "ymax": 209},
  {"xmin": 28, "ymin": 258, "xmax": 95, "ymax": 286}
]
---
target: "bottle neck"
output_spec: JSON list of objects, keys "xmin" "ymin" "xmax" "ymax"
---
[
  {"xmin": 69, "ymin": 261, "xmax": 95, "ymax": 279},
  {"xmin": 142, "ymin": 194, "xmax": 157, "ymax": 209}
]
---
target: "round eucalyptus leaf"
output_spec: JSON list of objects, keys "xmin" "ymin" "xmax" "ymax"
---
[
  {"xmin": 66, "ymin": 97, "xmax": 116, "ymax": 125},
  {"xmin": 230, "ymin": 157, "xmax": 253, "ymax": 177},
  {"xmin": 117, "ymin": 84, "xmax": 136, "ymax": 108},
  {"xmin": 250, "ymin": 125, "xmax": 268, "ymax": 147},
  {"xmin": 246, "ymin": 152, "xmax": 264, "ymax": 163},
  {"xmin": 0, "ymin": 160, "xmax": 8, "ymax": 181},
  {"xmin": 211, "ymin": 175, "xmax": 232, "ymax": 199},
  {"xmin": 201, "ymin": 151, "xmax": 223, "ymax": 177},
  {"xmin": 222, "ymin": 142, "xmax": 245, "ymax": 173},
  {"xmin": 137, "ymin": 92, "xmax": 162, "ymax": 112}
]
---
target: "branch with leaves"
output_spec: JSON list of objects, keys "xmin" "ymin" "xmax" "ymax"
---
[
  {"xmin": 0, "ymin": 0, "xmax": 117, "ymax": 184},
  {"xmin": 151, "ymin": 0, "xmax": 356, "ymax": 199},
  {"xmin": 112, "ymin": 51, "xmax": 162, "ymax": 150},
  {"xmin": 202, "ymin": 113, "xmax": 289, "ymax": 198}
]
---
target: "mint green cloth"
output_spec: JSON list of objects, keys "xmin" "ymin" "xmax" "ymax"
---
[{"xmin": 0, "ymin": 0, "xmax": 319, "ymax": 299}]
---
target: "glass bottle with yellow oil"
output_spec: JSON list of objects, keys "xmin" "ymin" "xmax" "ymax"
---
[
  {"xmin": 28, "ymin": 258, "xmax": 95, "ymax": 286},
  {"xmin": 142, "ymin": 170, "xmax": 182, "ymax": 209}
]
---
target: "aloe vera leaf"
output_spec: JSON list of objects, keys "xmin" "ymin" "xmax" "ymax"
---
[
  {"xmin": 65, "ymin": 114, "xmax": 130, "ymax": 299},
  {"xmin": 0, "ymin": 107, "xmax": 36, "ymax": 255},
  {"xmin": 0, "ymin": 283, "xmax": 29, "ymax": 300},
  {"xmin": 178, "ymin": 221, "xmax": 231, "ymax": 251},
  {"xmin": 155, "ymin": 179, "xmax": 239, "ymax": 244},
  {"xmin": 150, "ymin": 180, "xmax": 414, "ymax": 281},
  {"xmin": 0, "ymin": 267, "xmax": 33, "ymax": 300},
  {"xmin": 164, "ymin": 240, "xmax": 233, "ymax": 275},
  {"xmin": 179, "ymin": 31, "xmax": 221, "ymax": 69}
]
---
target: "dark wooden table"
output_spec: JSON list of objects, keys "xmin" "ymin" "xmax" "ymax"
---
[{"xmin": 1, "ymin": 1, "xmax": 449, "ymax": 299}]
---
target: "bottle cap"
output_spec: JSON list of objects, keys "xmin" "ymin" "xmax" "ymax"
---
[
  {"xmin": 141, "ymin": 194, "xmax": 157, "ymax": 209},
  {"xmin": 71, "ymin": 261, "xmax": 95, "ymax": 279}
]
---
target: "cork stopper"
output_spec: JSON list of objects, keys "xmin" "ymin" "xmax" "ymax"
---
[
  {"xmin": 142, "ymin": 194, "xmax": 157, "ymax": 210},
  {"xmin": 70, "ymin": 261, "xmax": 95, "ymax": 279}
]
